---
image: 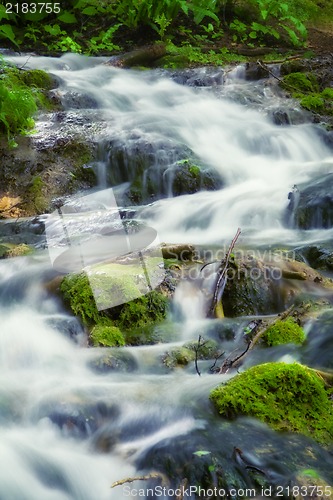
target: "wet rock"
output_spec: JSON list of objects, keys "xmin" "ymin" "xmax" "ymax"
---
[
  {"xmin": 295, "ymin": 173, "xmax": 333, "ymax": 229},
  {"xmin": 303, "ymin": 310, "xmax": 333, "ymax": 370},
  {"xmin": 168, "ymin": 67, "xmax": 224, "ymax": 87},
  {"xmin": 299, "ymin": 244, "xmax": 333, "ymax": 271},
  {"xmin": 106, "ymin": 135, "xmax": 222, "ymax": 204},
  {"xmin": 60, "ymin": 91, "xmax": 99, "ymax": 109},
  {"xmin": 280, "ymin": 56, "xmax": 333, "ymax": 89},
  {"xmin": 221, "ymin": 251, "xmax": 333, "ymax": 317},
  {"xmin": 244, "ymin": 62, "xmax": 269, "ymax": 81},
  {"xmin": 89, "ymin": 349, "xmax": 138, "ymax": 373},
  {"xmin": 36, "ymin": 400, "xmax": 120, "ymax": 438}
]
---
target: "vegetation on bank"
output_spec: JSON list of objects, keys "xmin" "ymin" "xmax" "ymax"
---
[
  {"xmin": 1, "ymin": 0, "xmax": 332, "ymax": 57},
  {"xmin": 0, "ymin": 61, "xmax": 55, "ymax": 146}
]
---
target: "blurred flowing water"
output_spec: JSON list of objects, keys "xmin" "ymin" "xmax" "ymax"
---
[{"xmin": 1, "ymin": 53, "xmax": 333, "ymax": 498}]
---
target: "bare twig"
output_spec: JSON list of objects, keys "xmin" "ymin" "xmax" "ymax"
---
[
  {"xmin": 111, "ymin": 472, "xmax": 167, "ymax": 488},
  {"xmin": 193, "ymin": 335, "xmax": 208, "ymax": 376},
  {"xmin": 218, "ymin": 305, "xmax": 296, "ymax": 373},
  {"xmin": 208, "ymin": 228, "xmax": 241, "ymax": 318}
]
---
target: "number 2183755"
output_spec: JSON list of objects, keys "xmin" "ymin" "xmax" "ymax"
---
[{"xmin": 5, "ymin": 3, "xmax": 61, "ymax": 14}]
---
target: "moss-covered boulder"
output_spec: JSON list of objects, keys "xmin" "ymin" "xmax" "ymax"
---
[
  {"xmin": 221, "ymin": 251, "xmax": 333, "ymax": 317},
  {"xmin": 105, "ymin": 135, "xmax": 222, "ymax": 204},
  {"xmin": 0, "ymin": 243, "xmax": 33, "ymax": 259},
  {"xmin": 88, "ymin": 350, "xmax": 138, "ymax": 373},
  {"xmin": 162, "ymin": 339, "xmax": 219, "ymax": 370},
  {"xmin": 262, "ymin": 317, "xmax": 305, "ymax": 347},
  {"xmin": 90, "ymin": 324, "xmax": 125, "ymax": 347},
  {"xmin": 60, "ymin": 264, "xmax": 169, "ymax": 343},
  {"xmin": 210, "ymin": 362, "xmax": 333, "ymax": 445}
]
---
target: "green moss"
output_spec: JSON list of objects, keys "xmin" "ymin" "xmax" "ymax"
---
[
  {"xmin": 3, "ymin": 243, "xmax": 33, "ymax": 258},
  {"xmin": 321, "ymin": 87, "xmax": 333, "ymax": 98},
  {"xmin": 60, "ymin": 272, "xmax": 100, "ymax": 325},
  {"xmin": 60, "ymin": 266, "xmax": 168, "ymax": 339},
  {"xmin": 19, "ymin": 69, "xmax": 54, "ymax": 90},
  {"xmin": 90, "ymin": 325, "xmax": 125, "ymax": 347},
  {"xmin": 262, "ymin": 317, "xmax": 305, "ymax": 347},
  {"xmin": 189, "ymin": 164, "xmax": 201, "ymax": 177},
  {"xmin": 163, "ymin": 347, "xmax": 196, "ymax": 368},
  {"xmin": 281, "ymin": 72, "xmax": 319, "ymax": 94},
  {"xmin": 210, "ymin": 362, "xmax": 333, "ymax": 445},
  {"xmin": 300, "ymin": 95, "xmax": 325, "ymax": 112},
  {"xmin": 118, "ymin": 290, "xmax": 168, "ymax": 330},
  {"xmin": 27, "ymin": 176, "xmax": 47, "ymax": 213}
]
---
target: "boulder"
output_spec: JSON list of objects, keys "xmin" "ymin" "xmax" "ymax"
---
[{"xmin": 294, "ymin": 173, "xmax": 333, "ymax": 229}]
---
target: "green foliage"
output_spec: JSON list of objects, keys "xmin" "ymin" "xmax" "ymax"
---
[
  {"xmin": 262, "ymin": 317, "xmax": 305, "ymax": 346},
  {"xmin": 90, "ymin": 324, "xmax": 125, "ymax": 347},
  {"xmin": 0, "ymin": 64, "xmax": 55, "ymax": 144},
  {"xmin": 210, "ymin": 362, "xmax": 333, "ymax": 445},
  {"xmin": 0, "ymin": 67, "xmax": 37, "ymax": 144},
  {"xmin": 230, "ymin": 0, "xmax": 312, "ymax": 47}
]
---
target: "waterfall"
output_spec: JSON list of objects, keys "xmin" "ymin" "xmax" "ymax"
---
[{"xmin": 1, "ymin": 53, "xmax": 333, "ymax": 498}]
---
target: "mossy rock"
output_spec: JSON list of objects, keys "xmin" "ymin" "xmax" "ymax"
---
[
  {"xmin": 90, "ymin": 324, "xmax": 125, "ymax": 347},
  {"xmin": 262, "ymin": 317, "xmax": 305, "ymax": 347},
  {"xmin": 60, "ymin": 268, "xmax": 168, "ymax": 338},
  {"xmin": 163, "ymin": 346, "xmax": 196, "ymax": 369},
  {"xmin": 117, "ymin": 290, "xmax": 168, "ymax": 330},
  {"xmin": 88, "ymin": 350, "xmax": 138, "ymax": 373},
  {"xmin": 210, "ymin": 362, "xmax": 333, "ymax": 445},
  {"xmin": 60, "ymin": 272, "xmax": 100, "ymax": 325},
  {"xmin": 281, "ymin": 72, "xmax": 320, "ymax": 94},
  {"xmin": 3, "ymin": 243, "xmax": 33, "ymax": 258},
  {"xmin": 20, "ymin": 69, "xmax": 54, "ymax": 90}
]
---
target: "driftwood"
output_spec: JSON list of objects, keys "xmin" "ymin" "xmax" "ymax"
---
[{"xmin": 105, "ymin": 44, "xmax": 166, "ymax": 68}]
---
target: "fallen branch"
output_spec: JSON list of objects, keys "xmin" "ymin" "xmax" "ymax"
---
[
  {"xmin": 208, "ymin": 228, "xmax": 241, "ymax": 318},
  {"xmin": 218, "ymin": 305, "xmax": 295, "ymax": 373},
  {"xmin": 111, "ymin": 471, "xmax": 168, "ymax": 488},
  {"xmin": 193, "ymin": 335, "xmax": 208, "ymax": 376}
]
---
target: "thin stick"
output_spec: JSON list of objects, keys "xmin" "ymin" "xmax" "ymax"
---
[
  {"xmin": 209, "ymin": 228, "xmax": 241, "ymax": 317},
  {"xmin": 111, "ymin": 472, "xmax": 166, "ymax": 488}
]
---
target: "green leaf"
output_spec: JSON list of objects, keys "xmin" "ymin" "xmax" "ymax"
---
[
  {"xmin": 249, "ymin": 31, "xmax": 257, "ymax": 39},
  {"xmin": 0, "ymin": 4, "xmax": 10, "ymax": 21},
  {"xmin": 82, "ymin": 6, "xmax": 98, "ymax": 16},
  {"xmin": 58, "ymin": 11, "xmax": 77, "ymax": 23},
  {"xmin": 260, "ymin": 9, "xmax": 268, "ymax": 20},
  {"xmin": 44, "ymin": 24, "xmax": 64, "ymax": 36},
  {"xmin": 0, "ymin": 24, "xmax": 19, "ymax": 47},
  {"xmin": 301, "ymin": 469, "xmax": 320, "ymax": 478},
  {"xmin": 193, "ymin": 450, "xmax": 211, "ymax": 457}
]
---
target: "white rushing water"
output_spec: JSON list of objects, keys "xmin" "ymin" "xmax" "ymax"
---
[
  {"xmin": 8, "ymin": 53, "xmax": 333, "ymax": 247},
  {"xmin": 1, "ymin": 53, "xmax": 333, "ymax": 498}
]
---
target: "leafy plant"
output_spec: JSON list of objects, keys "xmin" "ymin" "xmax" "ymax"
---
[{"xmin": 0, "ymin": 67, "xmax": 38, "ymax": 145}]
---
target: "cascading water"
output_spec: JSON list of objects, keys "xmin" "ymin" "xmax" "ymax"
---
[{"xmin": 1, "ymin": 53, "xmax": 333, "ymax": 498}]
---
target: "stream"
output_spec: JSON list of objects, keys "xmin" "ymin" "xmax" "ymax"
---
[{"xmin": 1, "ymin": 53, "xmax": 333, "ymax": 499}]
